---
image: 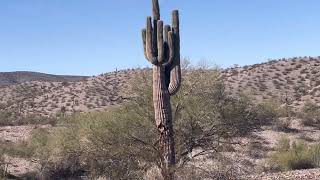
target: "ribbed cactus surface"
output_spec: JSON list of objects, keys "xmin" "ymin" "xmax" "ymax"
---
[{"xmin": 142, "ymin": 0, "xmax": 181, "ymax": 179}]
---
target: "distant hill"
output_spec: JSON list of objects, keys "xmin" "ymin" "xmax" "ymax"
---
[
  {"xmin": 0, "ymin": 70, "xmax": 134, "ymax": 116},
  {"xmin": 0, "ymin": 71, "xmax": 88, "ymax": 86},
  {"xmin": 223, "ymin": 56, "xmax": 320, "ymax": 109},
  {"xmin": 0, "ymin": 57, "xmax": 320, "ymax": 116}
]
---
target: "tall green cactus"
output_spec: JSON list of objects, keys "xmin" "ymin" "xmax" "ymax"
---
[{"xmin": 142, "ymin": 0, "xmax": 181, "ymax": 179}]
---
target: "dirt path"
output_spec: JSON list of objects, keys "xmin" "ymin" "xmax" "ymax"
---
[{"xmin": 0, "ymin": 125, "xmax": 34, "ymax": 143}]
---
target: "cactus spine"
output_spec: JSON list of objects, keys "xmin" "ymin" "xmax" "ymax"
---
[{"xmin": 142, "ymin": 0, "xmax": 181, "ymax": 179}]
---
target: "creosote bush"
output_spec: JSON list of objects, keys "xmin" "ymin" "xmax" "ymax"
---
[
  {"xmin": 254, "ymin": 100, "xmax": 281, "ymax": 125},
  {"xmin": 0, "ymin": 140, "xmax": 34, "ymax": 159},
  {"xmin": 270, "ymin": 137, "xmax": 320, "ymax": 171},
  {"xmin": 299, "ymin": 101, "xmax": 320, "ymax": 127},
  {"xmin": 0, "ymin": 111, "xmax": 57, "ymax": 126},
  {"xmin": 254, "ymin": 100, "xmax": 293, "ymax": 131},
  {"xmin": 0, "ymin": 152, "xmax": 7, "ymax": 179}
]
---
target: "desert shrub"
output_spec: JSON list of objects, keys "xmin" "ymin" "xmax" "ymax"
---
[
  {"xmin": 39, "ymin": 153, "xmax": 84, "ymax": 179},
  {"xmin": 254, "ymin": 100, "xmax": 293, "ymax": 131},
  {"xmin": 61, "ymin": 81, "xmax": 69, "ymax": 87},
  {"xmin": 14, "ymin": 127, "xmax": 86, "ymax": 179},
  {"xmin": 27, "ymin": 65, "xmax": 263, "ymax": 179},
  {"xmin": 0, "ymin": 140, "xmax": 34, "ymax": 158},
  {"xmin": 25, "ymin": 111, "xmax": 145, "ymax": 179},
  {"xmin": 270, "ymin": 137, "xmax": 320, "ymax": 171},
  {"xmin": 0, "ymin": 128, "xmax": 55, "ymax": 179},
  {"xmin": 274, "ymin": 136, "xmax": 291, "ymax": 152},
  {"xmin": 272, "ymin": 118, "xmax": 291, "ymax": 132},
  {"xmin": 0, "ymin": 110, "xmax": 57, "ymax": 126},
  {"xmin": 255, "ymin": 100, "xmax": 280, "ymax": 124},
  {"xmin": 300, "ymin": 101, "xmax": 320, "ymax": 126},
  {"xmin": 0, "ymin": 152, "xmax": 8, "ymax": 178},
  {"xmin": 21, "ymin": 116, "xmax": 57, "ymax": 126},
  {"xmin": 0, "ymin": 110, "xmax": 15, "ymax": 126},
  {"xmin": 175, "ymin": 150, "xmax": 252, "ymax": 180}
]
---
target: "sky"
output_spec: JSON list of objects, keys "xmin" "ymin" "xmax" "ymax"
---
[{"xmin": 0, "ymin": 0, "xmax": 320, "ymax": 76}]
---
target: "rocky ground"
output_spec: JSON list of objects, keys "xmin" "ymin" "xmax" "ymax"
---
[
  {"xmin": 0, "ymin": 125, "xmax": 34, "ymax": 143},
  {"xmin": 245, "ymin": 168, "xmax": 320, "ymax": 180},
  {"xmin": 1, "ymin": 118, "xmax": 320, "ymax": 179}
]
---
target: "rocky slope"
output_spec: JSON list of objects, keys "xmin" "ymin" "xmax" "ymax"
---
[
  {"xmin": 0, "ymin": 70, "xmax": 136, "ymax": 116},
  {"xmin": 246, "ymin": 168, "xmax": 320, "ymax": 180},
  {"xmin": 0, "ymin": 71, "xmax": 87, "ymax": 87},
  {"xmin": 1, "ymin": 57, "xmax": 320, "ymax": 118},
  {"xmin": 224, "ymin": 56, "xmax": 320, "ymax": 109}
]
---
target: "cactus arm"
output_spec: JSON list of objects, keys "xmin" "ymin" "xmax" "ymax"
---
[
  {"xmin": 157, "ymin": 21, "xmax": 164, "ymax": 63},
  {"xmin": 145, "ymin": 17, "xmax": 158, "ymax": 65},
  {"xmin": 142, "ymin": 29, "xmax": 147, "ymax": 59},
  {"xmin": 162, "ymin": 31, "xmax": 175, "ymax": 67},
  {"xmin": 168, "ymin": 10, "xmax": 181, "ymax": 95},
  {"xmin": 172, "ymin": 10, "xmax": 179, "ymax": 34},
  {"xmin": 168, "ymin": 65, "xmax": 181, "ymax": 96},
  {"xmin": 164, "ymin": 25, "xmax": 170, "ymax": 43},
  {"xmin": 152, "ymin": 0, "xmax": 160, "ymax": 58},
  {"xmin": 153, "ymin": 0, "xmax": 160, "ymax": 20},
  {"xmin": 162, "ymin": 25, "xmax": 174, "ymax": 67}
]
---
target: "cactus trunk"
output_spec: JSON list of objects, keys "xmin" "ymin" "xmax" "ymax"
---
[
  {"xmin": 153, "ymin": 65, "xmax": 176, "ymax": 179},
  {"xmin": 142, "ymin": 0, "xmax": 181, "ymax": 179}
]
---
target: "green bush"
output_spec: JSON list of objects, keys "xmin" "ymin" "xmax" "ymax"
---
[
  {"xmin": 255, "ymin": 100, "xmax": 283, "ymax": 126},
  {"xmin": 0, "ymin": 152, "xmax": 7, "ymax": 178},
  {"xmin": 275, "ymin": 136, "xmax": 291, "ymax": 152},
  {"xmin": 0, "ymin": 111, "xmax": 57, "ymax": 126},
  {"xmin": 300, "ymin": 101, "xmax": 320, "ymax": 126},
  {"xmin": 0, "ymin": 141, "xmax": 34, "ymax": 159},
  {"xmin": 26, "ymin": 110, "xmax": 145, "ymax": 179},
  {"xmin": 0, "ymin": 128, "xmax": 53, "ymax": 168},
  {"xmin": 270, "ymin": 137, "xmax": 320, "ymax": 171},
  {"xmin": 255, "ymin": 100, "xmax": 293, "ymax": 131}
]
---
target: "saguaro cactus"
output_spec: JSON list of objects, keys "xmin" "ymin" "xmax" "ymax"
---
[{"xmin": 142, "ymin": 0, "xmax": 181, "ymax": 179}]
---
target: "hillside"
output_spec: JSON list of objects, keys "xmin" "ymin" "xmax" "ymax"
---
[
  {"xmin": 1, "ymin": 57, "xmax": 320, "ymax": 118},
  {"xmin": 0, "ymin": 71, "xmax": 88, "ymax": 87},
  {"xmin": 224, "ymin": 56, "xmax": 320, "ymax": 109},
  {"xmin": 0, "ymin": 70, "xmax": 135, "ymax": 117}
]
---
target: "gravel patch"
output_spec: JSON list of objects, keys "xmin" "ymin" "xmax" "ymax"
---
[{"xmin": 245, "ymin": 168, "xmax": 320, "ymax": 180}]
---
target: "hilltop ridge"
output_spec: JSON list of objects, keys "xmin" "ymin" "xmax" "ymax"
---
[
  {"xmin": 0, "ymin": 71, "xmax": 88, "ymax": 87},
  {"xmin": 0, "ymin": 57, "xmax": 319, "ymax": 117}
]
